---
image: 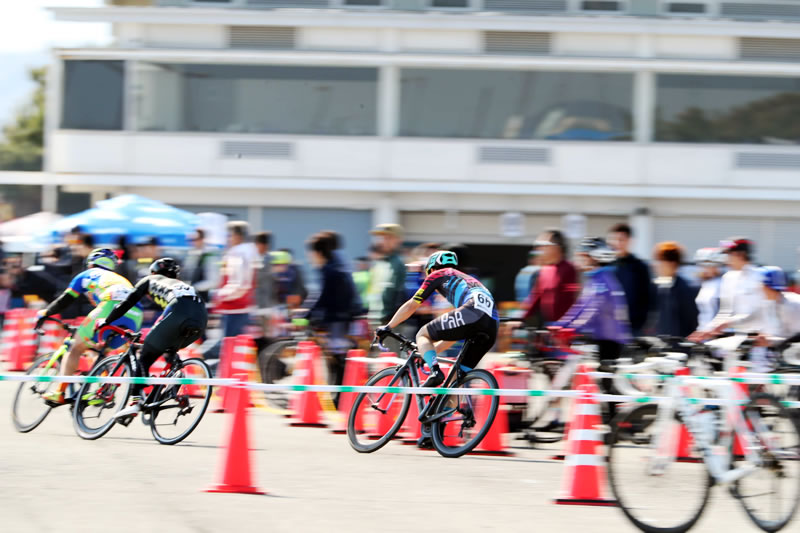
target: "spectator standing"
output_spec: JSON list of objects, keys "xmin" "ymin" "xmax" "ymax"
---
[
  {"xmin": 515, "ymin": 248, "xmax": 541, "ymax": 303},
  {"xmin": 353, "ymin": 256, "xmax": 371, "ymax": 305},
  {"xmin": 694, "ymin": 247, "xmax": 725, "ymax": 331},
  {"xmin": 253, "ymin": 231, "xmax": 277, "ymax": 335},
  {"xmin": 276, "ymin": 248, "xmax": 307, "ymax": 308},
  {"xmin": 521, "ymin": 229, "xmax": 579, "ymax": 326},
  {"xmin": 182, "ymin": 229, "xmax": 220, "ymax": 304},
  {"xmin": 306, "ymin": 232, "xmax": 360, "ymax": 395},
  {"xmin": 692, "ymin": 238, "xmax": 764, "ymax": 338},
  {"xmin": 69, "ymin": 233, "xmax": 94, "ymax": 278},
  {"xmin": 607, "ymin": 223, "xmax": 655, "ymax": 336},
  {"xmin": 368, "ymin": 224, "xmax": 408, "ymax": 325},
  {"xmin": 653, "ymin": 242, "xmax": 698, "ymax": 339},
  {"xmin": 213, "ymin": 221, "xmax": 257, "ymax": 341}
]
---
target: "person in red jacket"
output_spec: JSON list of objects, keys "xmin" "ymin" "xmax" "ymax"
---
[{"xmin": 521, "ymin": 229, "xmax": 579, "ymax": 326}]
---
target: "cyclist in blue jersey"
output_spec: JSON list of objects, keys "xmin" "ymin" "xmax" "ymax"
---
[
  {"xmin": 376, "ymin": 250, "xmax": 499, "ymax": 388},
  {"xmin": 34, "ymin": 248, "xmax": 143, "ymax": 405}
]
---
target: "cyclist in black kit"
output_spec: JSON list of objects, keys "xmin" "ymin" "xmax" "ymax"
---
[
  {"xmin": 96, "ymin": 258, "xmax": 208, "ymax": 418},
  {"xmin": 376, "ymin": 250, "xmax": 499, "ymax": 388}
]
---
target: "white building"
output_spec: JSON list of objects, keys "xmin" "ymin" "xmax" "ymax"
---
[{"xmin": 20, "ymin": 0, "xmax": 800, "ymax": 297}]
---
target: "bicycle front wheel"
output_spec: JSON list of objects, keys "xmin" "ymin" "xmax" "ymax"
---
[
  {"xmin": 11, "ymin": 354, "xmax": 59, "ymax": 433},
  {"xmin": 430, "ymin": 369, "xmax": 499, "ymax": 459},
  {"xmin": 734, "ymin": 393, "xmax": 800, "ymax": 532},
  {"xmin": 347, "ymin": 366, "xmax": 411, "ymax": 453},
  {"xmin": 73, "ymin": 355, "xmax": 132, "ymax": 440},
  {"xmin": 608, "ymin": 404, "xmax": 712, "ymax": 533},
  {"xmin": 149, "ymin": 358, "xmax": 213, "ymax": 445}
]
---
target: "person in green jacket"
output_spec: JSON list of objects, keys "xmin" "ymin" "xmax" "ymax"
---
[{"xmin": 368, "ymin": 224, "xmax": 408, "ymax": 325}]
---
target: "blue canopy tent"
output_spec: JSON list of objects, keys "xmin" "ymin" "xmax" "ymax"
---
[{"xmin": 47, "ymin": 195, "xmax": 200, "ymax": 247}]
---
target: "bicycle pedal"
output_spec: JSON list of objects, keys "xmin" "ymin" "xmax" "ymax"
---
[{"xmin": 117, "ymin": 415, "xmax": 135, "ymax": 427}]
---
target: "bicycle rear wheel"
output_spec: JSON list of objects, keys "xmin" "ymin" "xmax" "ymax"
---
[
  {"xmin": 73, "ymin": 355, "xmax": 132, "ymax": 440},
  {"xmin": 430, "ymin": 369, "xmax": 499, "ymax": 459},
  {"xmin": 11, "ymin": 354, "xmax": 59, "ymax": 433},
  {"xmin": 347, "ymin": 366, "xmax": 411, "ymax": 453},
  {"xmin": 734, "ymin": 393, "xmax": 800, "ymax": 532},
  {"xmin": 149, "ymin": 358, "xmax": 213, "ymax": 445},
  {"xmin": 258, "ymin": 339, "xmax": 293, "ymax": 409},
  {"xmin": 608, "ymin": 404, "xmax": 712, "ymax": 533}
]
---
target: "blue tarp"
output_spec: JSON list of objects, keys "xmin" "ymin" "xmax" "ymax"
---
[{"xmin": 48, "ymin": 195, "xmax": 200, "ymax": 247}]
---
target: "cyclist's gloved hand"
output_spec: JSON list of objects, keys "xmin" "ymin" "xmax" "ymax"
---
[
  {"xmin": 34, "ymin": 310, "xmax": 47, "ymax": 331},
  {"xmin": 375, "ymin": 325, "xmax": 392, "ymax": 342}
]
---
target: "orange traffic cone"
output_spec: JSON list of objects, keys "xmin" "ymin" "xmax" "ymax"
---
[
  {"xmin": 290, "ymin": 343, "xmax": 327, "ymax": 428},
  {"xmin": 7, "ymin": 309, "xmax": 37, "ymax": 371},
  {"xmin": 213, "ymin": 337, "xmax": 237, "ymax": 413},
  {"xmin": 287, "ymin": 341, "xmax": 315, "ymax": 418},
  {"xmin": 552, "ymin": 363, "xmax": 594, "ymax": 460},
  {"xmin": 472, "ymin": 363, "xmax": 512, "ymax": 456},
  {"xmin": 554, "ymin": 383, "xmax": 617, "ymax": 506},
  {"xmin": 332, "ymin": 349, "xmax": 369, "ymax": 435},
  {"xmin": 205, "ymin": 376, "xmax": 265, "ymax": 495}
]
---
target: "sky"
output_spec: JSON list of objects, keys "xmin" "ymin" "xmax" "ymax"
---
[{"xmin": 0, "ymin": 0, "xmax": 110, "ymax": 126}]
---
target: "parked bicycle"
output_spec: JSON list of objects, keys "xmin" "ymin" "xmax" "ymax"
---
[
  {"xmin": 346, "ymin": 330, "xmax": 499, "ymax": 458},
  {"xmin": 607, "ymin": 351, "xmax": 800, "ymax": 533},
  {"xmin": 72, "ymin": 324, "xmax": 213, "ymax": 445}
]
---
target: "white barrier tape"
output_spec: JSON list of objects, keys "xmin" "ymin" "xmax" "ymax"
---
[
  {"xmin": 1, "ymin": 373, "xmax": 800, "ymax": 408},
  {"xmin": 576, "ymin": 403, "xmax": 600, "ymax": 416},
  {"xmin": 565, "ymin": 454, "xmax": 605, "ymax": 467},
  {"xmin": 584, "ymin": 371, "xmax": 800, "ymax": 386}
]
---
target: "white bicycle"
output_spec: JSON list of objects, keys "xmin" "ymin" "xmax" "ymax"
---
[{"xmin": 608, "ymin": 355, "xmax": 800, "ymax": 533}]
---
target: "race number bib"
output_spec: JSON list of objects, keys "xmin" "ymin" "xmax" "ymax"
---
[
  {"xmin": 173, "ymin": 285, "xmax": 197, "ymax": 298},
  {"xmin": 472, "ymin": 292, "xmax": 494, "ymax": 316}
]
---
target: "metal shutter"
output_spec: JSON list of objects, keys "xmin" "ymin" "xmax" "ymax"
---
[
  {"xmin": 740, "ymin": 37, "xmax": 800, "ymax": 62},
  {"xmin": 228, "ymin": 26, "xmax": 296, "ymax": 49},
  {"xmin": 484, "ymin": 31, "xmax": 551, "ymax": 55},
  {"xmin": 721, "ymin": 2, "xmax": 800, "ymax": 20},
  {"xmin": 220, "ymin": 141, "xmax": 294, "ymax": 159},
  {"xmin": 483, "ymin": 0, "xmax": 567, "ymax": 13}
]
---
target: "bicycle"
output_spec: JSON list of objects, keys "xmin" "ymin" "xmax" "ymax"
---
[
  {"xmin": 346, "ymin": 330, "xmax": 499, "ymax": 458},
  {"xmin": 11, "ymin": 316, "xmax": 105, "ymax": 433},
  {"xmin": 607, "ymin": 354, "xmax": 800, "ymax": 533},
  {"xmin": 72, "ymin": 324, "xmax": 213, "ymax": 445}
]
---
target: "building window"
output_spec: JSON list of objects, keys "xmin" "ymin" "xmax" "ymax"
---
[
  {"xmin": 135, "ymin": 63, "xmax": 378, "ymax": 135},
  {"xmin": 399, "ymin": 69, "xmax": 633, "ymax": 140},
  {"xmin": 656, "ymin": 74, "xmax": 800, "ymax": 144},
  {"xmin": 61, "ymin": 60, "xmax": 124, "ymax": 130}
]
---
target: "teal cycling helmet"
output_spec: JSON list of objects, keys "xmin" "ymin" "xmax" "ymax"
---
[
  {"xmin": 425, "ymin": 250, "xmax": 458, "ymax": 277},
  {"xmin": 86, "ymin": 248, "xmax": 119, "ymax": 271}
]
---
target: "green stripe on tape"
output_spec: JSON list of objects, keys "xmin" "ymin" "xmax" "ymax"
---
[
  {"xmin": 772, "ymin": 375, "xmax": 783, "ymax": 385},
  {"xmin": 527, "ymin": 390, "xmax": 545, "ymax": 397}
]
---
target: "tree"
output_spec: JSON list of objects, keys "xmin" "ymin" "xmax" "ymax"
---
[{"xmin": 0, "ymin": 67, "xmax": 45, "ymax": 171}]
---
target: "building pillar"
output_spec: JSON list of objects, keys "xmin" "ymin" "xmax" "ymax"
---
[
  {"xmin": 633, "ymin": 70, "xmax": 655, "ymax": 144},
  {"xmin": 373, "ymin": 196, "xmax": 398, "ymax": 226},
  {"xmin": 378, "ymin": 65, "xmax": 399, "ymax": 138},
  {"xmin": 630, "ymin": 207, "xmax": 653, "ymax": 259},
  {"xmin": 42, "ymin": 185, "xmax": 58, "ymax": 213}
]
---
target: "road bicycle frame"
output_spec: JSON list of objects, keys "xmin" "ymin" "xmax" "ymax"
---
[{"xmin": 649, "ymin": 374, "xmax": 774, "ymax": 485}]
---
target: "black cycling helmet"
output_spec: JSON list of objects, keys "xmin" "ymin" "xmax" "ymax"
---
[{"xmin": 150, "ymin": 257, "xmax": 180, "ymax": 279}]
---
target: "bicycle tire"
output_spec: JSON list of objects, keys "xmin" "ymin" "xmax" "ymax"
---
[
  {"xmin": 150, "ymin": 358, "xmax": 213, "ymax": 445},
  {"xmin": 430, "ymin": 369, "xmax": 500, "ymax": 459},
  {"xmin": 347, "ymin": 366, "xmax": 411, "ymax": 453},
  {"xmin": 734, "ymin": 393, "xmax": 800, "ymax": 532},
  {"xmin": 608, "ymin": 404, "xmax": 713, "ymax": 533},
  {"xmin": 524, "ymin": 359, "xmax": 567, "ymax": 444},
  {"xmin": 11, "ymin": 354, "xmax": 59, "ymax": 433},
  {"xmin": 73, "ymin": 355, "xmax": 133, "ymax": 440},
  {"xmin": 257, "ymin": 339, "xmax": 295, "ymax": 410}
]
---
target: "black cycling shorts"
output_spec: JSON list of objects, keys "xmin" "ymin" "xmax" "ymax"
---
[
  {"xmin": 425, "ymin": 304, "xmax": 498, "ymax": 369},
  {"xmin": 143, "ymin": 297, "xmax": 208, "ymax": 355}
]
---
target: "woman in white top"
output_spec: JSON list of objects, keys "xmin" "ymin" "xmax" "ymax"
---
[{"xmin": 694, "ymin": 247, "xmax": 725, "ymax": 331}]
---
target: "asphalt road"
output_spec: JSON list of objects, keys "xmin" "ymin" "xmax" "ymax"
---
[{"xmin": 0, "ymin": 384, "xmax": 781, "ymax": 533}]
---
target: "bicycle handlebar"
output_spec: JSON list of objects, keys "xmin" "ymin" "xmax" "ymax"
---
[
  {"xmin": 376, "ymin": 330, "xmax": 417, "ymax": 353},
  {"xmin": 35, "ymin": 316, "xmax": 75, "ymax": 335}
]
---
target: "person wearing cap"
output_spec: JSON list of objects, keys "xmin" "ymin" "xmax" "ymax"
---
[
  {"xmin": 755, "ymin": 266, "xmax": 800, "ymax": 340},
  {"xmin": 368, "ymin": 223, "xmax": 408, "ymax": 325},
  {"xmin": 694, "ymin": 247, "xmax": 725, "ymax": 331},
  {"xmin": 690, "ymin": 237, "xmax": 764, "ymax": 340},
  {"xmin": 520, "ymin": 229, "xmax": 579, "ymax": 325},
  {"xmin": 273, "ymin": 249, "xmax": 307, "ymax": 307},
  {"xmin": 515, "ymin": 247, "xmax": 541, "ymax": 303}
]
